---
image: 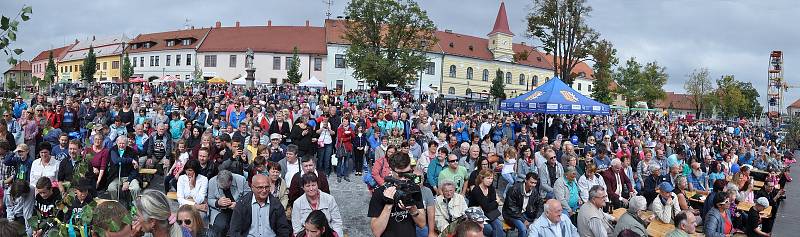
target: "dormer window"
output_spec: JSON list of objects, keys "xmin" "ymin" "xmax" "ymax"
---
[
  {"xmin": 449, "ymin": 42, "xmax": 454, "ymax": 48},
  {"xmin": 578, "ymin": 72, "xmax": 586, "ymax": 77},
  {"xmin": 167, "ymin": 40, "xmax": 175, "ymax": 47},
  {"xmin": 182, "ymin": 39, "xmax": 191, "ymax": 46},
  {"xmin": 145, "ymin": 42, "xmax": 152, "ymax": 48}
]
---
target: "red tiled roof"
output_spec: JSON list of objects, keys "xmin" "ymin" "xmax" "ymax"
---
[
  {"xmin": 128, "ymin": 28, "xmax": 211, "ymax": 53},
  {"xmin": 4, "ymin": 60, "xmax": 31, "ymax": 73},
  {"xmin": 542, "ymin": 54, "xmax": 595, "ymax": 80},
  {"xmin": 654, "ymin": 92, "xmax": 696, "ymax": 110},
  {"xmin": 489, "ymin": 2, "xmax": 514, "ymax": 36},
  {"xmin": 197, "ymin": 25, "xmax": 326, "ymax": 54},
  {"xmin": 32, "ymin": 45, "xmax": 72, "ymax": 62},
  {"xmin": 325, "ymin": 19, "xmax": 553, "ymax": 70},
  {"xmin": 789, "ymin": 98, "xmax": 800, "ymax": 108}
]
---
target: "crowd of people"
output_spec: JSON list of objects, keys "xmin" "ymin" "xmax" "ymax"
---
[{"xmin": 0, "ymin": 82, "xmax": 794, "ymax": 237}]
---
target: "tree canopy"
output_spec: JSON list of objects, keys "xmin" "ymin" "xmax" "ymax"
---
[
  {"xmin": 684, "ymin": 68, "xmax": 713, "ymax": 118},
  {"xmin": 121, "ymin": 53, "xmax": 134, "ymax": 82},
  {"xmin": 287, "ymin": 46, "xmax": 302, "ymax": 84},
  {"xmin": 342, "ymin": 0, "xmax": 437, "ymax": 89},
  {"xmin": 490, "ymin": 69, "xmax": 506, "ymax": 100},
  {"xmin": 712, "ymin": 75, "xmax": 762, "ymax": 119},
  {"xmin": 80, "ymin": 45, "xmax": 97, "ymax": 83},
  {"xmin": 589, "ymin": 39, "xmax": 617, "ymax": 105},
  {"xmin": 614, "ymin": 57, "xmax": 668, "ymax": 108},
  {"xmin": 527, "ymin": 0, "xmax": 599, "ymax": 85}
]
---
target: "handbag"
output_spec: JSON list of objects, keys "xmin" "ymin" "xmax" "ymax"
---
[{"xmin": 331, "ymin": 154, "xmax": 338, "ymax": 166}]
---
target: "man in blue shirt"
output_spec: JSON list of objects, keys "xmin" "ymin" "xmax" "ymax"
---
[{"xmin": 12, "ymin": 95, "xmax": 28, "ymax": 119}]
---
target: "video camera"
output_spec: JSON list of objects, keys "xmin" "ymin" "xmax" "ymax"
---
[{"xmin": 383, "ymin": 176, "xmax": 422, "ymax": 206}]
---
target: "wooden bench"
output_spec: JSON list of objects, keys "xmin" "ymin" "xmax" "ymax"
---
[
  {"xmin": 139, "ymin": 168, "xmax": 158, "ymax": 188},
  {"xmin": 166, "ymin": 191, "xmax": 178, "ymax": 200}
]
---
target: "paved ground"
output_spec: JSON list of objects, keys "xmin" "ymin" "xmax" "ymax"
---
[
  {"xmin": 770, "ymin": 150, "xmax": 800, "ymax": 237},
  {"xmin": 327, "ymin": 175, "xmax": 374, "ymax": 237}
]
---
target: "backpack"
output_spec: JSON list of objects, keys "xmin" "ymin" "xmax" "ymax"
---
[{"xmin": 363, "ymin": 157, "xmax": 385, "ymax": 189}]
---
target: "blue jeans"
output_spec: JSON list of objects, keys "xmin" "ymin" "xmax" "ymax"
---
[
  {"xmin": 317, "ymin": 144, "xmax": 333, "ymax": 175},
  {"xmin": 337, "ymin": 153, "xmax": 352, "ymax": 178},
  {"xmin": 508, "ymin": 212, "xmax": 536, "ymax": 237},
  {"xmin": 483, "ymin": 218, "xmax": 504, "ymax": 237},
  {"xmin": 415, "ymin": 225, "xmax": 429, "ymax": 237},
  {"xmin": 502, "ymin": 173, "xmax": 515, "ymax": 198}
]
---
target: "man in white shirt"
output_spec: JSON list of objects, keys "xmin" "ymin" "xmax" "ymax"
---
[
  {"xmin": 280, "ymin": 145, "xmax": 301, "ymax": 186},
  {"xmin": 479, "ymin": 115, "xmax": 493, "ymax": 139}
]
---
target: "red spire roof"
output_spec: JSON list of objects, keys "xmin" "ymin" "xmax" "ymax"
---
[{"xmin": 489, "ymin": 1, "xmax": 514, "ymax": 36}]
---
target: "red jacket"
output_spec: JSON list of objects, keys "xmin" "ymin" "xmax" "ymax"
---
[
  {"xmin": 337, "ymin": 126, "xmax": 355, "ymax": 151},
  {"xmin": 601, "ymin": 169, "xmax": 634, "ymax": 202}
]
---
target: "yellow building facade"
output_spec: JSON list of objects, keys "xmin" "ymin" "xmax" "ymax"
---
[
  {"xmin": 441, "ymin": 56, "xmax": 552, "ymax": 98},
  {"xmin": 60, "ymin": 55, "xmax": 123, "ymax": 82},
  {"xmin": 437, "ymin": 2, "xmax": 557, "ymax": 99},
  {"xmin": 58, "ymin": 35, "xmax": 128, "ymax": 82}
]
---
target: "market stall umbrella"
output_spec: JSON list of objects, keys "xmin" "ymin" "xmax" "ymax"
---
[
  {"xmin": 207, "ymin": 76, "xmax": 227, "ymax": 84},
  {"xmin": 129, "ymin": 77, "xmax": 146, "ymax": 83},
  {"xmin": 298, "ymin": 76, "xmax": 326, "ymax": 88}
]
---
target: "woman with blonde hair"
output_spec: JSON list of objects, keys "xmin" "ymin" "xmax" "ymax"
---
[
  {"xmin": 500, "ymin": 147, "xmax": 518, "ymax": 198},
  {"xmin": 132, "ymin": 190, "xmax": 190, "ymax": 237},
  {"xmin": 176, "ymin": 204, "xmax": 213, "ymax": 237}
]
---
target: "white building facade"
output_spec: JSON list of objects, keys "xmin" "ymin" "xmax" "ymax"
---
[{"xmin": 325, "ymin": 43, "xmax": 443, "ymax": 92}]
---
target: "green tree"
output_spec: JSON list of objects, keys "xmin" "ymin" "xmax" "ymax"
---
[
  {"xmin": 192, "ymin": 63, "xmax": 203, "ymax": 81},
  {"xmin": 785, "ymin": 117, "xmax": 800, "ymax": 151},
  {"xmin": 80, "ymin": 45, "xmax": 97, "ymax": 83},
  {"xmin": 710, "ymin": 75, "xmax": 762, "ymax": 119},
  {"xmin": 1, "ymin": 5, "xmax": 32, "ymax": 65},
  {"xmin": 713, "ymin": 75, "xmax": 745, "ymax": 119},
  {"xmin": 589, "ymin": 39, "xmax": 617, "ymax": 105},
  {"xmin": 121, "ymin": 53, "xmax": 134, "ymax": 82},
  {"xmin": 490, "ymin": 69, "xmax": 506, "ymax": 100},
  {"xmin": 614, "ymin": 57, "xmax": 667, "ymax": 108},
  {"xmin": 527, "ymin": 0, "xmax": 600, "ymax": 85},
  {"xmin": 44, "ymin": 50, "xmax": 57, "ymax": 85},
  {"xmin": 684, "ymin": 68, "xmax": 713, "ymax": 118},
  {"xmin": 287, "ymin": 46, "xmax": 302, "ymax": 84},
  {"xmin": 343, "ymin": 0, "xmax": 438, "ymax": 89}
]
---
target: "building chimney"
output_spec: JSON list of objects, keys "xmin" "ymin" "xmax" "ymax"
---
[
  {"xmin": 215, "ymin": 21, "xmax": 221, "ymax": 28},
  {"xmin": 306, "ymin": 20, "xmax": 310, "ymax": 27},
  {"xmin": 235, "ymin": 21, "xmax": 240, "ymax": 27},
  {"xmin": 267, "ymin": 20, "xmax": 272, "ymax": 26},
  {"xmin": 191, "ymin": 26, "xmax": 195, "ymax": 30},
  {"xmin": 521, "ymin": 42, "xmax": 526, "ymax": 46},
  {"xmin": 445, "ymin": 29, "xmax": 452, "ymax": 33}
]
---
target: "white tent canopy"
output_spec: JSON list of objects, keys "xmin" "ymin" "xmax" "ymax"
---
[
  {"xmin": 231, "ymin": 78, "xmax": 248, "ymax": 85},
  {"xmin": 299, "ymin": 76, "xmax": 326, "ymax": 88},
  {"xmin": 420, "ymin": 84, "xmax": 437, "ymax": 94}
]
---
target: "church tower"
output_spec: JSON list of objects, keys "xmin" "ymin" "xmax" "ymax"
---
[{"xmin": 488, "ymin": 1, "xmax": 515, "ymax": 62}]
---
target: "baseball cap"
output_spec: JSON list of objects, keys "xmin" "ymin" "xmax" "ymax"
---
[
  {"xmin": 270, "ymin": 133, "xmax": 282, "ymax": 140},
  {"xmin": 756, "ymin": 197, "xmax": 770, "ymax": 207},
  {"xmin": 658, "ymin": 182, "xmax": 674, "ymax": 192}
]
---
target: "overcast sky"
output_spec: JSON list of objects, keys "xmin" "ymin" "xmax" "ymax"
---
[{"xmin": 2, "ymin": 0, "xmax": 798, "ymax": 108}]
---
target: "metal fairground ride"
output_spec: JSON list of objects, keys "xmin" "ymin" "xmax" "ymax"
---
[{"xmin": 767, "ymin": 51, "xmax": 798, "ymax": 127}]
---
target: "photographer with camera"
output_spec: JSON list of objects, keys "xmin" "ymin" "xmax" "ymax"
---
[{"xmin": 368, "ymin": 153, "xmax": 426, "ymax": 237}]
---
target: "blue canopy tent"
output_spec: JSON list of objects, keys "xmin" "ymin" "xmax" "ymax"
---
[
  {"xmin": 500, "ymin": 76, "xmax": 611, "ymax": 135},
  {"xmin": 500, "ymin": 76, "xmax": 610, "ymax": 115}
]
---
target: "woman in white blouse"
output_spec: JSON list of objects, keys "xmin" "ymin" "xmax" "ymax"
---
[{"xmin": 177, "ymin": 159, "xmax": 209, "ymax": 214}]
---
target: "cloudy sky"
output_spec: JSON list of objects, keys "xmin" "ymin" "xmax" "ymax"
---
[{"xmin": 2, "ymin": 0, "xmax": 798, "ymax": 108}]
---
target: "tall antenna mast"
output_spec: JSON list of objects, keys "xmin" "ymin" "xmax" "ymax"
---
[
  {"xmin": 184, "ymin": 18, "xmax": 191, "ymax": 30},
  {"xmin": 324, "ymin": 0, "xmax": 333, "ymax": 19}
]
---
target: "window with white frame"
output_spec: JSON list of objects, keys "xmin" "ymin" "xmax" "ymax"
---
[
  {"xmin": 425, "ymin": 62, "xmax": 435, "ymax": 75},
  {"xmin": 483, "ymin": 69, "xmax": 489, "ymax": 81},
  {"xmin": 230, "ymin": 55, "xmax": 237, "ymax": 68},
  {"xmin": 314, "ymin": 57, "xmax": 322, "ymax": 71},
  {"xmin": 273, "ymin": 57, "xmax": 281, "ymax": 70},
  {"xmin": 505, "ymin": 72, "xmax": 512, "ymax": 84},
  {"xmin": 186, "ymin": 54, "xmax": 192, "ymax": 66},
  {"xmin": 449, "ymin": 65, "xmax": 456, "ymax": 77},
  {"xmin": 204, "ymin": 55, "xmax": 217, "ymax": 67},
  {"xmin": 335, "ymin": 54, "xmax": 345, "ymax": 68},
  {"xmin": 448, "ymin": 87, "xmax": 455, "ymax": 94},
  {"xmin": 519, "ymin": 74, "xmax": 525, "ymax": 85},
  {"xmin": 466, "ymin": 67, "xmax": 473, "ymax": 80}
]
